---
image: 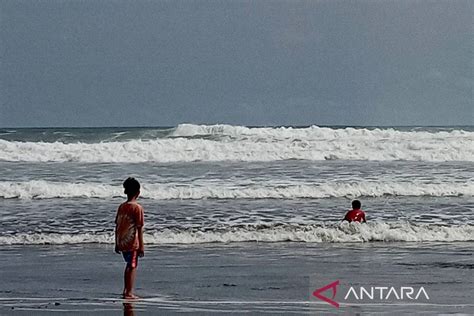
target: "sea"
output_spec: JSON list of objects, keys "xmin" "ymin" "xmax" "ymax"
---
[
  {"xmin": 1, "ymin": 124, "xmax": 473, "ymax": 245},
  {"xmin": 0, "ymin": 124, "xmax": 473, "ymax": 314}
]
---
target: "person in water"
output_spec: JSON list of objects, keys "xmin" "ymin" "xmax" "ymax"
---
[
  {"xmin": 115, "ymin": 177, "xmax": 145, "ymax": 299},
  {"xmin": 343, "ymin": 200, "xmax": 366, "ymax": 223}
]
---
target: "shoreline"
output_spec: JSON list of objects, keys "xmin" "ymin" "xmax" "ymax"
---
[{"xmin": 1, "ymin": 242, "xmax": 473, "ymax": 314}]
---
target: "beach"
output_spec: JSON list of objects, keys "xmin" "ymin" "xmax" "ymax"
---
[
  {"xmin": 0, "ymin": 124, "xmax": 473, "ymax": 315},
  {"xmin": 2, "ymin": 0, "xmax": 473, "ymax": 312},
  {"xmin": 0, "ymin": 243, "xmax": 473, "ymax": 314}
]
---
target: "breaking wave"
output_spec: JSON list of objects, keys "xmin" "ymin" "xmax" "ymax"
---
[
  {"xmin": 1, "ymin": 223, "xmax": 472, "ymax": 245},
  {"xmin": 1, "ymin": 180, "xmax": 472, "ymax": 200},
  {"xmin": 0, "ymin": 124, "xmax": 473, "ymax": 162}
]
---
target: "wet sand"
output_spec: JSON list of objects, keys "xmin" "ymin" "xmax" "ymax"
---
[{"xmin": 0, "ymin": 242, "xmax": 473, "ymax": 315}]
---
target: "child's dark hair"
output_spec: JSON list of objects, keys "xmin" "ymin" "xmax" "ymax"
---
[
  {"xmin": 352, "ymin": 200, "xmax": 361, "ymax": 209},
  {"xmin": 123, "ymin": 177, "xmax": 140, "ymax": 197}
]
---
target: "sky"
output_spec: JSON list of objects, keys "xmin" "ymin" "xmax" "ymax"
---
[{"xmin": 1, "ymin": 0, "xmax": 472, "ymax": 127}]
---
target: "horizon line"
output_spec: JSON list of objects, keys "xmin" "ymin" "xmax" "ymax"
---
[{"xmin": 1, "ymin": 124, "xmax": 473, "ymax": 129}]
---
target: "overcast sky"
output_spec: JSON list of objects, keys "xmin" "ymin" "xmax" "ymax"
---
[{"xmin": 1, "ymin": 0, "xmax": 472, "ymax": 127}]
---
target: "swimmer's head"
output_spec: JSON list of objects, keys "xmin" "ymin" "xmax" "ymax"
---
[{"xmin": 352, "ymin": 200, "xmax": 361, "ymax": 209}]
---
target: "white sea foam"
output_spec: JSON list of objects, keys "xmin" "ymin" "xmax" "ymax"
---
[
  {"xmin": 0, "ymin": 180, "xmax": 472, "ymax": 199},
  {"xmin": 0, "ymin": 181, "xmax": 121, "ymax": 199},
  {"xmin": 170, "ymin": 124, "xmax": 472, "ymax": 140},
  {"xmin": 0, "ymin": 124, "xmax": 472, "ymax": 162},
  {"xmin": 1, "ymin": 223, "xmax": 472, "ymax": 245}
]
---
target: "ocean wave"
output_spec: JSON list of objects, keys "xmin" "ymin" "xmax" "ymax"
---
[
  {"xmin": 0, "ymin": 124, "xmax": 473, "ymax": 162},
  {"xmin": 170, "ymin": 124, "xmax": 472, "ymax": 140},
  {"xmin": 1, "ymin": 223, "xmax": 472, "ymax": 245},
  {"xmin": 0, "ymin": 180, "xmax": 472, "ymax": 200}
]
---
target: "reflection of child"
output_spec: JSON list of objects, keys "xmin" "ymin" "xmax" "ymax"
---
[
  {"xmin": 115, "ymin": 177, "xmax": 145, "ymax": 299},
  {"xmin": 343, "ymin": 200, "xmax": 366, "ymax": 223}
]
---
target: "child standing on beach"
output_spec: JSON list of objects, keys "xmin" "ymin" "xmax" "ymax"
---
[
  {"xmin": 115, "ymin": 177, "xmax": 145, "ymax": 299},
  {"xmin": 343, "ymin": 200, "xmax": 366, "ymax": 223}
]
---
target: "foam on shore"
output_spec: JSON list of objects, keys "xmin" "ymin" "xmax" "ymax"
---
[{"xmin": 1, "ymin": 223, "xmax": 472, "ymax": 245}]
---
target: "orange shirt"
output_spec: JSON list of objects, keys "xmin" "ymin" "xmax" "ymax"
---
[
  {"xmin": 115, "ymin": 202, "xmax": 144, "ymax": 252},
  {"xmin": 344, "ymin": 209, "xmax": 366, "ymax": 223}
]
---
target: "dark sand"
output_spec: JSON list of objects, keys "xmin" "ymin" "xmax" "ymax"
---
[{"xmin": 0, "ymin": 242, "xmax": 473, "ymax": 315}]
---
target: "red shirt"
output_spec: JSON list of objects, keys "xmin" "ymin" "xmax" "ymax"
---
[
  {"xmin": 115, "ymin": 202, "xmax": 144, "ymax": 252},
  {"xmin": 344, "ymin": 209, "xmax": 366, "ymax": 223}
]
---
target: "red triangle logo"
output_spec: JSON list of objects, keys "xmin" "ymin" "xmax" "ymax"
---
[{"xmin": 312, "ymin": 280, "xmax": 340, "ymax": 308}]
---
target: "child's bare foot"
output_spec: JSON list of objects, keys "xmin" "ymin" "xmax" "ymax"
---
[{"xmin": 123, "ymin": 293, "xmax": 140, "ymax": 299}]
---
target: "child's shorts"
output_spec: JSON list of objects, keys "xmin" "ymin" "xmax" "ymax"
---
[{"xmin": 122, "ymin": 251, "xmax": 139, "ymax": 269}]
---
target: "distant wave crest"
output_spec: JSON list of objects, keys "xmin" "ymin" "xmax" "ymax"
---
[{"xmin": 0, "ymin": 124, "xmax": 473, "ymax": 162}]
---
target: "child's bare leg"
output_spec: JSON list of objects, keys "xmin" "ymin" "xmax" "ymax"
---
[{"xmin": 123, "ymin": 265, "xmax": 138, "ymax": 299}]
